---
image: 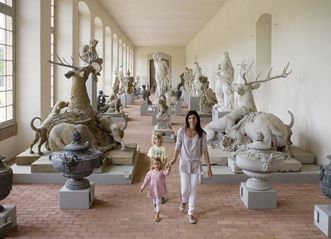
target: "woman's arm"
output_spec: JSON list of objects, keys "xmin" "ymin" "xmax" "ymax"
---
[
  {"xmin": 204, "ymin": 150, "xmax": 212, "ymax": 178},
  {"xmin": 170, "ymin": 149, "xmax": 180, "ymax": 166}
]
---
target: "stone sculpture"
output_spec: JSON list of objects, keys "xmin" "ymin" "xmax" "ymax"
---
[
  {"xmin": 320, "ymin": 155, "xmax": 331, "ymax": 198},
  {"xmin": 97, "ymin": 90, "xmax": 109, "ymax": 112},
  {"xmin": 198, "ymin": 76, "xmax": 217, "ymax": 114},
  {"xmin": 112, "ymin": 70, "xmax": 120, "ymax": 95},
  {"xmin": 192, "ymin": 61, "xmax": 202, "ymax": 96},
  {"xmin": 29, "ymin": 101, "xmax": 69, "ymax": 155},
  {"xmin": 40, "ymin": 39, "xmax": 120, "ymax": 154},
  {"xmin": 0, "ymin": 155, "xmax": 13, "ymax": 234},
  {"xmin": 215, "ymin": 51, "xmax": 234, "ymax": 111},
  {"xmin": 233, "ymin": 132, "xmax": 285, "ymax": 191},
  {"xmin": 155, "ymin": 97, "xmax": 171, "ymax": 130},
  {"xmin": 153, "ymin": 52, "xmax": 169, "ymax": 102},
  {"xmin": 183, "ymin": 67, "xmax": 194, "ymax": 95},
  {"xmin": 232, "ymin": 61, "xmax": 292, "ymax": 112}
]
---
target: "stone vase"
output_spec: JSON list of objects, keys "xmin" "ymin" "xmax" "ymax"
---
[
  {"xmin": 49, "ymin": 130, "xmax": 104, "ymax": 190},
  {"xmin": 320, "ymin": 155, "xmax": 331, "ymax": 198},
  {"xmin": 0, "ymin": 156, "xmax": 13, "ymax": 212},
  {"xmin": 235, "ymin": 133, "xmax": 284, "ymax": 191}
]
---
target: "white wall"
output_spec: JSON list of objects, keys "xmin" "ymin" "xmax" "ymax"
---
[
  {"xmin": 135, "ymin": 46, "xmax": 185, "ymax": 89},
  {"xmin": 186, "ymin": 0, "xmax": 331, "ymax": 164}
]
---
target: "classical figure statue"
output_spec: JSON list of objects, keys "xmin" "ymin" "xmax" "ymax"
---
[
  {"xmin": 97, "ymin": 90, "xmax": 109, "ymax": 112},
  {"xmin": 198, "ymin": 76, "xmax": 217, "ymax": 114},
  {"xmin": 112, "ymin": 70, "xmax": 120, "ymax": 95},
  {"xmin": 183, "ymin": 67, "xmax": 194, "ymax": 94},
  {"xmin": 192, "ymin": 61, "xmax": 202, "ymax": 96},
  {"xmin": 153, "ymin": 52, "xmax": 169, "ymax": 102},
  {"xmin": 215, "ymin": 51, "xmax": 234, "ymax": 111}
]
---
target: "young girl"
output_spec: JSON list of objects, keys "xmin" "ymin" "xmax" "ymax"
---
[
  {"xmin": 147, "ymin": 132, "xmax": 168, "ymax": 203},
  {"xmin": 147, "ymin": 132, "xmax": 167, "ymax": 166},
  {"xmin": 140, "ymin": 157, "xmax": 171, "ymax": 222}
]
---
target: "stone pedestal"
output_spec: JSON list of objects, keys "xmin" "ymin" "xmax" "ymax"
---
[
  {"xmin": 183, "ymin": 90, "xmax": 189, "ymax": 106},
  {"xmin": 126, "ymin": 93, "xmax": 134, "ymax": 105},
  {"xmin": 153, "ymin": 129, "xmax": 176, "ymax": 143},
  {"xmin": 189, "ymin": 96, "xmax": 200, "ymax": 111},
  {"xmin": 202, "ymin": 148, "xmax": 230, "ymax": 166},
  {"xmin": 240, "ymin": 182, "xmax": 277, "ymax": 209},
  {"xmin": 120, "ymin": 94, "xmax": 127, "ymax": 108},
  {"xmin": 59, "ymin": 182, "xmax": 95, "ymax": 209},
  {"xmin": 140, "ymin": 100, "xmax": 153, "ymax": 116},
  {"xmin": 106, "ymin": 143, "xmax": 137, "ymax": 165},
  {"xmin": 152, "ymin": 107, "xmax": 172, "ymax": 126},
  {"xmin": 31, "ymin": 155, "xmax": 57, "ymax": 173},
  {"xmin": 314, "ymin": 204, "xmax": 331, "ymax": 237},
  {"xmin": 175, "ymin": 100, "xmax": 183, "ymax": 116},
  {"xmin": 0, "ymin": 205, "xmax": 16, "ymax": 230},
  {"xmin": 212, "ymin": 106, "xmax": 230, "ymax": 121},
  {"xmin": 15, "ymin": 145, "xmax": 50, "ymax": 165},
  {"xmin": 102, "ymin": 112, "xmax": 128, "ymax": 123}
]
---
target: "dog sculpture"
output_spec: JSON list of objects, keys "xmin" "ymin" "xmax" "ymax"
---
[{"xmin": 29, "ymin": 101, "xmax": 68, "ymax": 155}]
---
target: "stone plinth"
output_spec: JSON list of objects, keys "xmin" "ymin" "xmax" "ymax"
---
[
  {"xmin": 189, "ymin": 96, "xmax": 200, "ymax": 111},
  {"xmin": 120, "ymin": 94, "xmax": 127, "ymax": 108},
  {"xmin": 153, "ymin": 129, "xmax": 176, "ymax": 143},
  {"xmin": 31, "ymin": 155, "xmax": 57, "ymax": 173},
  {"xmin": 314, "ymin": 204, "xmax": 331, "ymax": 237},
  {"xmin": 125, "ymin": 93, "xmax": 134, "ymax": 105},
  {"xmin": 183, "ymin": 90, "xmax": 189, "ymax": 106},
  {"xmin": 0, "ymin": 205, "xmax": 16, "ymax": 230},
  {"xmin": 289, "ymin": 145, "xmax": 314, "ymax": 164},
  {"xmin": 15, "ymin": 145, "xmax": 50, "ymax": 165},
  {"xmin": 240, "ymin": 182, "xmax": 277, "ymax": 209},
  {"xmin": 212, "ymin": 106, "xmax": 230, "ymax": 121},
  {"xmin": 107, "ymin": 143, "xmax": 137, "ymax": 165},
  {"xmin": 59, "ymin": 182, "xmax": 95, "ymax": 209},
  {"xmin": 102, "ymin": 112, "xmax": 128, "ymax": 123},
  {"xmin": 140, "ymin": 101, "xmax": 153, "ymax": 116},
  {"xmin": 175, "ymin": 100, "xmax": 183, "ymax": 116},
  {"xmin": 202, "ymin": 148, "xmax": 230, "ymax": 166}
]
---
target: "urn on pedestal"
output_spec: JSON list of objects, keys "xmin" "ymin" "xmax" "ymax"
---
[
  {"xmin": 49, "ymin": 130, "xmax": 104, "ymax": 190},
  {"xmin": 320, "ymin": 155, "xmax": 331, "ymax": 198},
  {"xmin": 0, "ymin": 155, "xmax": 13, "ymax": 212},
  {"xmin": 235, "ymin": 132, "xmax": 285, "ymax": 191}
]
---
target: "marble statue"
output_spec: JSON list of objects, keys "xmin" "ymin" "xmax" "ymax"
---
[
  {"xmin": 232, "ymin": 61, "xmax": 292, "ymax": 112},
  {"xmin": 105, "ymin": 93, "xmax": 122, "ymax": 113},
  {"xmin": 155, "ymin": 97, "xmax": 171, "ymax": 130},
  {"xmin": 112, "ymin": 70, "xmax": 120, "ymax": 94},
  {"xmin": 183, "ymin": 67, "xmax": 194, "ymax": 95},
  {"xmin": 198, "ymin": 76, "xmax": 217, "ymax": 114},
  {"xmin": 215, "ymin": 51, "xmax": 234, "ymax": 111},
  {"xmin": 119, "ymin": 66, "xmax": 125, "ymax": 94},
  {"xmin": 192, "ymin": 61, "xmax": 202, "ymax": 96},
  {"xmin": 153, "ymin": 52, "xmax": 169, "ymax": 102}
]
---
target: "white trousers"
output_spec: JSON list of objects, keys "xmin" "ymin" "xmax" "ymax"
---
[
  {"xmin": 153, "ymin": 198, "xmax": 161, "ymax": 213},
  {"xmin": 180, "ymin": 172, "xmax": 199, "ymax": 216}
]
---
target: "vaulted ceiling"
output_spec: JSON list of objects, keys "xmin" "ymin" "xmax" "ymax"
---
[{"xmin": 97, "ymin": 0, "xmax": 227, "ymax": 47}]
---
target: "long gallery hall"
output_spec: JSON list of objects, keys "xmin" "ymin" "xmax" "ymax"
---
[{"xmin": 2, "ymin": 98, "xmax": 328, "ymax": 239}]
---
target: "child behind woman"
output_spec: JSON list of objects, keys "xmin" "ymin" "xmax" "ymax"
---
[
  {"xmin": 147, "ymin": 132, "xmax": 167, "ymax": 166},
  {"xmin": 140, "ymin": 157, "xmax": 171, "ymax": 222}
]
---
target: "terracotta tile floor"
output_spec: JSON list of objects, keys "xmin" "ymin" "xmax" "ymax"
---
[{"xmin": 2, "ymin": 98, "xmax": 329, "ymax": 238}]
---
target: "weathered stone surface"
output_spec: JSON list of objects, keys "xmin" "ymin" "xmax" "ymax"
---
[
  {"xmin": 107, "ymin": 143, "xmax": 137, "ymax": 165},
  {"xmin": 31, "ymin": 155, "xmax": 57, "ymax": 173},
  {"xmin": 290, "ymin": 145, "xmax": 314, "ymax": 164},
  {"xmin": 202, "ymin": 148, "xmax": 230, "ymax": 166},
  {"xmin": 15, "ymin": 146, "xmax": 48, "ymax": 165}
]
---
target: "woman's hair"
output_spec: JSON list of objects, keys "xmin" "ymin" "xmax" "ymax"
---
[
  {"xmin": 152, "ymin": 132, "xmax": 163, "ymax": 145},
  {"xmin": 185, "ymin": 110, "xmax": 205, "ymax": 138},
  {"xmin": 150, "ymin": 157, "xmax": 163, "ymax": 170}
]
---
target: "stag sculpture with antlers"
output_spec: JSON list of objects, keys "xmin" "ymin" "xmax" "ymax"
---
[{"xmin": 232, "ymin": 61, "xmax": 292, "ymax": 112}]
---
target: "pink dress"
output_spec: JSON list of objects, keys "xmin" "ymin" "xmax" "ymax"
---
[{"xmin": 141, "ymin": 169, "xmax": 170, "ymax": 199}]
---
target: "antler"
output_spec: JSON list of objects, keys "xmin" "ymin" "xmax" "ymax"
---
[
  {"xmin": 48, "ymin": 54, "xmax": 79, "ymax": 70},
  {"xmin": 239, "ymin": 60, "xmax": 256, "ymax": 85},
  {"xmin": 249, "ymin": 62, "xmax": 292, "ymax": 85}
]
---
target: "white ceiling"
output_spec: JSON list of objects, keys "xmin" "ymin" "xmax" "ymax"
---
[{"xmin": 97, "ymin": 0, "xmax": 227, "ymax": 47}]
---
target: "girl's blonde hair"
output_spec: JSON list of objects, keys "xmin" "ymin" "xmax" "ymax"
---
[
  {"xmin": 150, "ymin": 157, "xmax": 163, "ymax": 170},
  {"xmin": 151, "ymin": 132, "xmax": 163, "ymax": 145}
]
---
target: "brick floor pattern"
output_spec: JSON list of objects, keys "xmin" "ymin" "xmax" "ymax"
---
[{"xmin": 2, "ymin": 98, "xmax": 329, "ymax": 239}]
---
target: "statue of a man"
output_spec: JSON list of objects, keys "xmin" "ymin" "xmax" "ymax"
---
[
  {"xmin": 215, "ymin": 51, "xmax": 234, "ymax": 110},
  {"xmin": 153, "ymin": 52, "xmax": 169, "ymax": 102}
]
